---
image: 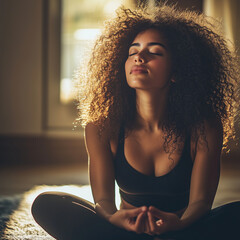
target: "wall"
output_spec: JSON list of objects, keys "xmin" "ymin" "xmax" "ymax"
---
[
  {"xmin": 0, "ymin": 0, "xmax": 86, "ymax": 165},
  {"xmin": 0, "ymin": 0, "xmax": 43, "ymax": 135}
]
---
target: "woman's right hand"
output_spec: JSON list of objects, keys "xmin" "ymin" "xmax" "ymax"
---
[{"xmin": 108, "ymin": 206, "xmax": 148, "ymax": 233}]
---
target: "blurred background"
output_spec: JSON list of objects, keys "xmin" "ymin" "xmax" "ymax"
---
[{"xmin": 0, "ymin": 0, "xmax": 239, "ymax": 203}]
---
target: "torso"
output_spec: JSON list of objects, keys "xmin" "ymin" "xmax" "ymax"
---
[{"xmin": 110, "ymin": 126, "xmax": 196, "ymax": 213}]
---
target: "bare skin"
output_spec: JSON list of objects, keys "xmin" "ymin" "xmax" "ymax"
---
[{"xmin": 85, "ymin": 28, "xmax": 223, "ymax": 236}]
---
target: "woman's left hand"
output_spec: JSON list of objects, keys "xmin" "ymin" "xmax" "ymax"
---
[{"xmin": 146, "ymin": 206, "xmax": 181, "ymax": 236}]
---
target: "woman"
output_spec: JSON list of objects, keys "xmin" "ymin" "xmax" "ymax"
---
[{"xmin": 31, "ymin": 4, "xmax": 240, "ymax": 240}]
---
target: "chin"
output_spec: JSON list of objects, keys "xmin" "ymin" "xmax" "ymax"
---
[
  {"xmin": 127, "ymin": 82, "xmax": 149, "ymax": 90},
  {"xmin": 127, "ymin": 77, "xmax": 150, "ymax": 88}
]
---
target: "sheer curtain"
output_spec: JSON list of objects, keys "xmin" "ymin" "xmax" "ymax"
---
[
  {"xmin": 204, "ymin": 0, "xmax": 240, "ymax": 143},
  {"xmin": 203, "ymin": 0, "xmax": 240, "ymax": 49}
]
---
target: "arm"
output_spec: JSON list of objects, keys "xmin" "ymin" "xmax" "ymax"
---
[
  {"xmin": 178, "ymin": 118, "xmax": 222, "ymax": 229},
  {"xmin": 146, "ymin": 118, "xmax": 223, "ymax": 234},
  {"xmin": 85, "ymin": 123, "xmax": 117, "ymax": 219},
  {"xmin": 85, "ymin": 123, "xmax": 147, "ymax": 232}
]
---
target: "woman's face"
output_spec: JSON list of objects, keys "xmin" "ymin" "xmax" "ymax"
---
[{"xmin": 125, "ymin": 28, "xmax": 172, "ymax": 91}]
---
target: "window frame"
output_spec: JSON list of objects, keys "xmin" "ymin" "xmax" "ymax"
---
[{"xmin": 43, "ymin": 0, "xmax": 78, "ymax": 132}]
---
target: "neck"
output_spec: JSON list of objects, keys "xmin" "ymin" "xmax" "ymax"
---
[{"xmin": 135, "ymin": 89, "xmax": 168, "ymax": 132}]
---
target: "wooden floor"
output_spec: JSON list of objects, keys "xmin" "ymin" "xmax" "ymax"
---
[
  {"xmin": 0, "ymin": 159, "xmax": 239, "ymax": 208},
  {"xmin": 0, "ymin": 163, "xmax": 89, "ymax": 196}
]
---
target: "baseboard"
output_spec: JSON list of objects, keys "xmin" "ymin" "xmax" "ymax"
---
[{"xmin": 0, "ymin": 134, "xmax": 87, "ymax": 166}]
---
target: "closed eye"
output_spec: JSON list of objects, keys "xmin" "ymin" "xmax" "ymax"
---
[
  {"xmin": 150, "ymin": 52, "xmax": 163, "ymax": 56},
  {"xmin": 129, "ymin": 52, "xmax": 163, "ymax": 57},
  {"xmin": 128, "ymin": 52, "xmax": 137, "ymax": 56}
]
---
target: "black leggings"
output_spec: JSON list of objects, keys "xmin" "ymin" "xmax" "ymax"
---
[{"xmin": 31, "ymin": 191, "xmax": 240, "ymax": 240}]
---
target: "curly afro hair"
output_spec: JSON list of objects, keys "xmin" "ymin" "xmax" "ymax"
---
[{"xmin": 76, "ymin": 4, "xmax": 239, "ymax": 150}]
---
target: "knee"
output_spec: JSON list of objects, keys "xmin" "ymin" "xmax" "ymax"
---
[
  {"xmin": 31, "ymin": 192, "xmax": 48, "ymax": 221},
  {"xmin": 31, "ymin": 192, "xmax": 60, "ymax": 224},
  {"xmin": 223, "ymin": 201, "xmax": 240, "ymax": 211},
  {"xmin": 228, "ymin": 201, "xmax": 240, "ymax": 215},
  {"xmin": 217, "ymin": 201, "xmax": 240, "ymax": 220}
]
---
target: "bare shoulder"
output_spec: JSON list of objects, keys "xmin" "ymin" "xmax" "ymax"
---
[
  {"xmin": 85, "ymin": 122, "xmax": 120, "ymax": 156},
  {"xmin": 201, "ymin": 117, "xmax": 223, "ymax": 147},
  {"xmin": 191, "ymin": 117, "xmax": 223, "ymax": 159},
  {"xmin": 85, "ymin": 122, "xmax": 100, "ymax": 137},
  {"xmin": 84, "ymin": 123, "xmax": 111, "ymax": 156},
  {"xmin": 85, "ymin": 123, "xmax": 109, "ymax": 142},
  {"xmin": 204, "ymin": 117, "xmax": 223, "ymax": 135}
]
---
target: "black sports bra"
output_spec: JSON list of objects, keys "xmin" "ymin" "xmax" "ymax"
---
[{"xmin": 114, "ymin": 126, "xmax": 193, "ymax": 212}]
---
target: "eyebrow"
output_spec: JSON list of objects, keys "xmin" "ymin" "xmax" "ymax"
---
[{"xmin": 129, "ymin": 42, "xmax": 167, "ymax": 49}]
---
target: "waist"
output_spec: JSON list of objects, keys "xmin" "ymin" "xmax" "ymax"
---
[
  {"xmin": 120, "ymin": 198, "xmax": 186, "ymax": 217},
  {"xmin": 119, "ymin": 188, "xmax": 190, "ymax": 212}
]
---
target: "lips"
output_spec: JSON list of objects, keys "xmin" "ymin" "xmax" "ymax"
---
[{"xmin": 130, "ymin": 65, "xmax": 148, "ymax": 74}]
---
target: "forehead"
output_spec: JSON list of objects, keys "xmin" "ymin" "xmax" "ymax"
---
[{"xmin": 132, "ymin": 28, "xmax": 167, "ymax": 45}]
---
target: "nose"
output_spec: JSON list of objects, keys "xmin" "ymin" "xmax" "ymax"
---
[{"xmin": 134, "ymin": 52, "xmax": 145, "ymax": 63}]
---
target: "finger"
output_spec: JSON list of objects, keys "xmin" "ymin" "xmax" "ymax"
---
[
  {"xmin": 135, "ymin": 211, "xmax": 146, "ymax": 233},
  {"xmin": 149, "ymin": 206, "xmax": 165, "ymax": 219},
  {"xmin": 127, "ymin": 212, "xmax": 143, "ymax": 232},
  {"xmin": 148, "ymin": 211, "xmax": 164, "ymax": 235},
  {"xmin": 145, "ymin": 217, "xmax": 150, "ymax": 232},
  {"xmin": 144, "ymin": 218, "xmax": 153, "ymax": 236},
  {"xmin": 148, "ymin": 211, "xmax": 158, "ymax": 234},
  {"xmin": 156, "ymin": 219, "xmax": 164, "ymax": 226},
  {"xmin": 126, "ymin": 206, "xmax": 147, "ymax": 218}
]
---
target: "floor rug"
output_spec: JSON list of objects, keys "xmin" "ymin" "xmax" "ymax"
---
[{"xmin": 0, "ymin": 185, "xmax": 94, "ymax": 240}]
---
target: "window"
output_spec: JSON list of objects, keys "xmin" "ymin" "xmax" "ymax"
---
[
  {"xmin": 45, "ymin": 0, "xmax": 137, "ymax": 131},
  {"xmin": 60, "ymin": 0, "xmax": 136, "ymax": 104}
]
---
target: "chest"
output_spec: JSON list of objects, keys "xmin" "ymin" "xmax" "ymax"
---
[{"xmin": 111, "ymin": 130, "xmax": 190, "ymax": 177}]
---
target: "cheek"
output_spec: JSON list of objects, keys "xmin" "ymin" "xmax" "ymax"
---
[
  {"xmin": 125, "ymin": 59, "xmax": 130, "ymax": 76},
  {"xmin": 152, "ymin": 60, "xmax": 171, "ymax": 77}
]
